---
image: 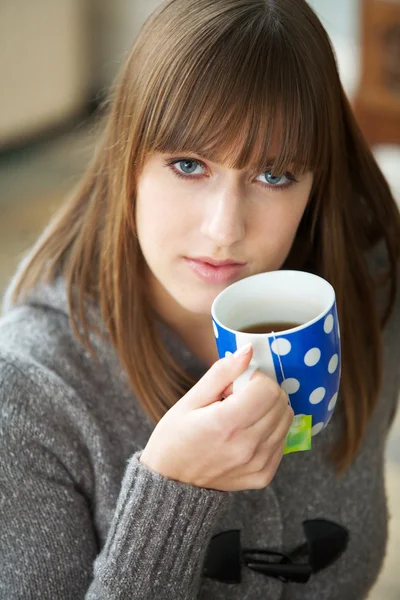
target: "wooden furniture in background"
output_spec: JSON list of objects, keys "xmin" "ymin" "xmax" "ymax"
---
[{"xmin": 353, "ymin": 0, "xmax": 400, "ymax": 146}]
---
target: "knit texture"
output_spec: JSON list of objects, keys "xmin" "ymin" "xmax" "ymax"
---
[{"xmin": 0, "ymin": 245, "xmax": 399, "ymax": 599}]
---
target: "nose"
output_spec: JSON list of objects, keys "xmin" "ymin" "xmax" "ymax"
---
[{"xmin": 200, "ymin": 182, "xmax": 245, "ymax": 247}]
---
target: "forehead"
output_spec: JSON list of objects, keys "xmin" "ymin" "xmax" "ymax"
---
[
  {"xmin": 152, "ymin": 115, "xmax": 306, "ymax": 173},
  {"xmin": 199, "ymin": 120, "xmax": 285, "ymax": 167},
  {"xmin": 131, "ymin": 1, "xmax": 331, "ymax": 181},
  {"xmin": 136, "ymin": 44, "xmax": 319, "ymax": 177},
  {"xmin": 145, "ymin": 120, "xmax": 309, "ymax": 178}
]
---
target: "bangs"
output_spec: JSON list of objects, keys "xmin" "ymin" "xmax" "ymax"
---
[{"xmin": 136, "ymin": 9, "xmax": 325, "ymax": 177}]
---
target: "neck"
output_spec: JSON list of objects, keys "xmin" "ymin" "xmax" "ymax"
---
[{"xmin": 149, "ymin": 277, "xmax": 219, "ymax": 368}]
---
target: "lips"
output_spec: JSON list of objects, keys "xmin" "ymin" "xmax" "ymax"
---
[
  {"xmin": 191, "ymin": 256, "xmax": 246, "ymax": 267},
  {"xmin": 184, "ymin": 257, "xmax": 247, "ymax": 284}
]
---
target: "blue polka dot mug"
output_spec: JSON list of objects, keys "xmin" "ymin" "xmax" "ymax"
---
[{"xmin": 211, "ymin": 270, "xmax": 341, "ymax": 437}]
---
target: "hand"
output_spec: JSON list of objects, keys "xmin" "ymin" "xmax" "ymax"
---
[{"xmin": 140, "ymin": 345, "xmax": 294, "ymax": 492}]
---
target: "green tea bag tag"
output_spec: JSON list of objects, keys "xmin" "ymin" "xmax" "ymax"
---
[{"xmin": 284, "ymin": 414, "xmax": 312, "ymax": 454}]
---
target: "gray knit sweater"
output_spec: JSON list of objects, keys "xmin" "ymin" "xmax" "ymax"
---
[{"xmin": 0, "ymin": 248, "xmax": 399, "ymax": 599}]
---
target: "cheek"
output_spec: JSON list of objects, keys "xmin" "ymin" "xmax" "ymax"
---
[
  {"xmin": 136, "ymin": 182, "xmax": 170, "ymax": 234},
  {"xmin": 136, "ymin": 181, "xmax": 192, "ymax": 256},
  {"xmin": 256, "ymin": 204, "xmax": 304, "ymax": 239},
  {"xmin": 251, "ymin": 200, "xmax": 308, "ymax": 262}
]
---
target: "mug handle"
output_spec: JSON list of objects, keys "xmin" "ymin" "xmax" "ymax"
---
[{"xmin": 233, "ymin": 359, "xmax": 259, "ymax": 393}]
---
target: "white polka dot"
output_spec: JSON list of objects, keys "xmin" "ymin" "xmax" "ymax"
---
[
  {"xmin": 225, "ymin": 351, "xmax": 233, "ymax": 358},
  {"xmin": 281, "ymin": 378, "xmax": 300, "ymax": 395},
  {"xmin": 271, "ymin": 338, "xmax": 291, "ymax": 356},
  {"xmin": 328, "ymin": 354, "xmax": 339, "ymax": 374},
  {"xmin": 213, "ymin": 321, "xmax": 219, "ymax": 338},
  {"xmin": 328, "ymin": 392, "xmax": 338, "ymax": 411},
  {"xmin": 338, "ymin": 324, "xmax": 341, "ymax": 339},
  {"xmin": 309, "ymin": 387, "xmax": 326, "ymax": 404},
  {"xmin": 304, "ymin": 347, "xmax": 321, "ymax": 367},
  {"xmin": 312, "ymin": 422, "xmax": 324, "ymax": 436},
  {"xmin": 324, "ymin": 314, "xmax": 334, "ymax": 334}
]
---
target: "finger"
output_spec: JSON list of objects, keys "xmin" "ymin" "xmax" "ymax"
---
[
  {"xmin": 222, "ymin": 383, "xmax": 233, "ymax": 398},
  {"xmin": 226, "ymin": 401, "xmax": 291, "ymax": 475},
  {"xmin": 245, "ymin": 390, "xmax": 291, "ymax": 436},
  {"xmin": 184, "ymin": 343, "xmax": 253, "ymax": 408},
  {"xmin": 255, "ymin": 403, "xmax": 294, "ymax": 449},
  {"xmin": 222, "ymin": 372, "xmax": 284, "ymax": 430},
  {"xmin": 263, "ymin": 440, "xmax": 286, "ymax": 478},
  {"xmin": 227, "ymin": 443, "xmax": 286, "ymax": 491},
  {"xmin": 251, "ymin": 439, "xmax": 287, "ymax": 486}
]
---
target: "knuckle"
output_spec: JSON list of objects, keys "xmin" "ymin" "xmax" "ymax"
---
[
  {"xmin": 236, "ymin": 440, "xmax": 257, "ymax": 466},
  {"xmin": 267, "ymin": 375, "xmax": 283, "ymax": 394},
  {"xmin": 252, "ymin": 469, "xmax": 274, "ymax": 489},
  {"xmin": 249, "ymin": 371, "xmax": 265, "ymax": 384},
  {"xmin": 221, "ymin": 411, "xmax": 241, "ymax": 440},
  {"xmin": 269, "ymin": 428, "xmax": 286, "ymax": 450},
  {"xmin": 279, "ymin": 388, "xmax": 291, "ymax": 405},
  {"xmin": 286, "ymin": 405, "xmax": 295, "ymax": 425},
  {"xmin": 252, "ymin": 372, "xmax": 274, "ymax": 390},
  {"xmin": 205, "ymin": 403, "xmax": 230, "ymax": 438},
  {"xmin": 264, "ymin": 378, "xmax": 284, "ymax": 402},
  {"xmin": 250, "ymin": 453, "xmax": 267, "ymax": 473}
]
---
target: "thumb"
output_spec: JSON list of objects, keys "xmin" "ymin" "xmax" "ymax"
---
[{"xmin": 185, "ymin": 343, "xmax": 253, "ymax": 409}]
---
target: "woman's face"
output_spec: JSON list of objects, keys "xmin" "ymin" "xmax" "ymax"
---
[{"xmin": 136, "ymin": 149, "xmax": 313, "ymax": 318}]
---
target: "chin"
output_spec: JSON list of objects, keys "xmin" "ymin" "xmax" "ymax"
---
[{"xmin": 176, "ymin": 289, "xmax": 219, "ymax": 316}]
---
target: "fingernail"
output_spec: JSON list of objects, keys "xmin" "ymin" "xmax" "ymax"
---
[{"xmin": 234, "ymin": 343, "xmax": 252, "ymax": 357}]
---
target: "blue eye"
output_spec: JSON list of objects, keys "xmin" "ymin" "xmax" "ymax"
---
[
  {"xmin": 256, "ymin": 171, "xmax": 293, "ymax": 186},
  {"xmin": 174, "ymin": 159, "xmax": 204, "ymax": 175}
]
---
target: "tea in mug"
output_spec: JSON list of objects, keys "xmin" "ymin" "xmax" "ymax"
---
[{"xmin": 240, "ymin": 321, "xmax": 301, "ymax": 334}]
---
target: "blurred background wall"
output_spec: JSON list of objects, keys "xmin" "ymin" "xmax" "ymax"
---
[
  {"xmin": 0, "ymin": 0, "xmax": 161, "ymax": 147},
  {"xmin": 0, "ymin": 0, "xmax": 366, "ymax": 147},
  {"xmin": 0, "ymin": 2, "xmax": 399, "ymax": 597},
  {"xmin": 0, "ymin": 0, "xmax": 89, "ymax": 147}
]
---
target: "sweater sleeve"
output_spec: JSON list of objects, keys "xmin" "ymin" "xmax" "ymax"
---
[
  {"xmin": 0, "ymin": 359, "xmax": 229, "ymax": 600},
  {"xmin": 90, "ymin": 453, "xmax": 228, "ymax": 599}
]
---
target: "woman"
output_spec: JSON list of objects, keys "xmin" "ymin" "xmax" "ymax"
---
[{"xmin": 1, "ymin": 0, "xmax": 399, "ymax": 598}]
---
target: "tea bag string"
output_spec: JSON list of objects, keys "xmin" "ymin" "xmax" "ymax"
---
[{"xmin": 272, "ymin": 331, "xmax": 292, "ymax": 408}]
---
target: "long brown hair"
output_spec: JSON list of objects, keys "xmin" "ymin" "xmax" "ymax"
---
[{"xmin": 11, "ymin": 0, "xmax": 400, "ymax": 472}]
